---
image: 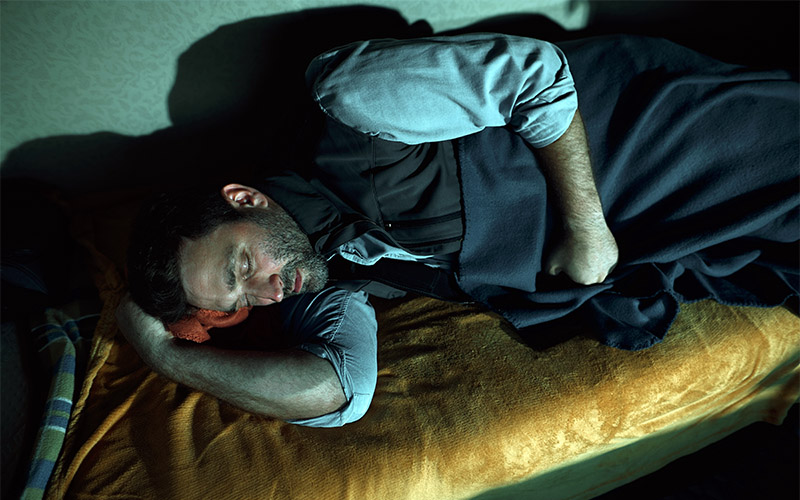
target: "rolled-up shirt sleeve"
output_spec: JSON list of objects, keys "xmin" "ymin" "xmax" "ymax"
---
[
  {"xmin": 279, "ymin": 287, "xmax": 378, "ymax": 428},
  {"xmin": 306, "ymin": 33, "xmax": 577, "ymax": 148}
]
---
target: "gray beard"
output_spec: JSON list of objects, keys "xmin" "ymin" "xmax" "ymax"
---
[{"xmin": 243, "ymin": 206, "xmax": 329, "ymax": 297}]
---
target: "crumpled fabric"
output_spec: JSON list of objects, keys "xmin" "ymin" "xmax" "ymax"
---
[
  {"xmin": 457, "ymin": 35, "xmax": 799, "ymax": 350},
  {"xmin": 167, "ymin": 307, "xmax": 252, "ymax": 343}
]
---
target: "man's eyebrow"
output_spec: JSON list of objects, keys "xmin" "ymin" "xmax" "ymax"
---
[
  {"xmin": 225, "ymin": 246, "xmax": 236, "ymax": 292},
  {"xmin": 223, "ymin": 246, "xmax": 238, "ymax": 312}
]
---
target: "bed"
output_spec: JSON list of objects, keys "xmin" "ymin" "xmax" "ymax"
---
[
  {"xmin": 3, "ymin": 3, "xmax": 798, "ymax": 500},
  {"xmin": 36, "ymin": 205, "xmax": 800, "ymax": 499}
]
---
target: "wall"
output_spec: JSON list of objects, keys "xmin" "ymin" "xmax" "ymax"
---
[{"xmin": 0, "ymin": 0, "xmax": 589, "ymax": 163}]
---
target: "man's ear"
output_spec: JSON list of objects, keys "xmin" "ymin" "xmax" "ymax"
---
[{"xmin": 221, "ymin": 184, "xmax": 269, "ymax": 209}]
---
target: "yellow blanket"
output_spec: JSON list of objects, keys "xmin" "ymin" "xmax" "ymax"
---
[{"xmin": 45, "ymin": 203, "xmax": 799, "ymax": 500}]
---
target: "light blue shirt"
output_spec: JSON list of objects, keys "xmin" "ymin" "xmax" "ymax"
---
[
  {"xmin": 307, "ymin": 32, "xmax": 578, "ymax": 149},
  {"xmin": 283, "ymin": 34, "xmax": 577, "ymax": 427}
]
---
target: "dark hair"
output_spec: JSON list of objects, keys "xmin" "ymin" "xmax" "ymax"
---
[{"xmin": 126, "ymin": 186, "xmax": 245, "ymax": 323}]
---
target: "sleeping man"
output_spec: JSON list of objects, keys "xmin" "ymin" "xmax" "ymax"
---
[{"xmin": 116, "ymin": 33, "xmax": 799, "ymax": 428}]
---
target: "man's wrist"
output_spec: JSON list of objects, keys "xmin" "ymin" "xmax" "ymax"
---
[{"xmin": 558, "ymin": 206, "xmax": 609, "ymax": 234}]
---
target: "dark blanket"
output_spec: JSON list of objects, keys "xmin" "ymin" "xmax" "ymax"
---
[{"xmin": 457, "ymin": 35, "xmax": 799, "ymax": 350}]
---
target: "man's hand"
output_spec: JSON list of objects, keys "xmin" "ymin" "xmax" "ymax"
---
[{"xmin": 545, "ymin": 222, "xmax": 618, "ymax": 285}]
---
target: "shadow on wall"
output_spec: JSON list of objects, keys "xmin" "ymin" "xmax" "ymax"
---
[
  {"xmin": 0, "ymin": 6, "xmax": 429, "ymax": 197},
  {"xmin": 442, "ymin": 1, "xmax": 799, "ymax": 76},
  {"xmin": 578, "ymin": 0, "xmax": 799, "ymax": 76}
]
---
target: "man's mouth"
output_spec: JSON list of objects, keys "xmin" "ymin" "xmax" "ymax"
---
[{"xmin": 292, "ymin": 269, "xmax": 303, "ymax": 294}]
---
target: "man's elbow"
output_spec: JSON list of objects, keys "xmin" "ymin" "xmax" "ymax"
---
[
  {"xmin": 312, "ymin": 382, "xmax": 348, "ymax": 417},
  {"xmin": 268, "ymin": 343, "xmax": 377, "ymax": 427},
  {"xmin": 277, "ymin": 370, "xmax": 375, "ymax": 428},
  {"xmin": 261, "ymin": 374, "xmax": 347, "ymax": 421},
  {"xmin": 305, "ymin": 362, "xmax": 348, "ymax": 416}
]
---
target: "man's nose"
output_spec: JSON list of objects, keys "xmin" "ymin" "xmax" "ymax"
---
[{"xmin": 246, "ymin": 273, "xmax": 284, "ymax": 304}]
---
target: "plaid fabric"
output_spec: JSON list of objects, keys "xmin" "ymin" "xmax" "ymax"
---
[{"xmin": 21, "ymin": 309, "xmax": 90, "ymax": 500}]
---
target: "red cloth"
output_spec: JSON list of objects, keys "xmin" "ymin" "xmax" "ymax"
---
[{"xmin": 167, "ymin": 307, "xmax": 252, "ymax": 343}]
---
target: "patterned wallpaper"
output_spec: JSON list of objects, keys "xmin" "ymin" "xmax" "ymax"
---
[{"xmin": 0, "ymin": 0, "xmax": 588, "ymax": 163}]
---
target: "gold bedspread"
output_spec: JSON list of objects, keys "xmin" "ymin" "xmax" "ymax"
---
[{"xmin": 45, "ymin": 206, "xmax": 799, "ymax": 500}]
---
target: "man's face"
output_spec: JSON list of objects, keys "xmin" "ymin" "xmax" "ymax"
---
[{"xmin": 178, "ymin": 203, "xmax": 328, "ymax": 312}]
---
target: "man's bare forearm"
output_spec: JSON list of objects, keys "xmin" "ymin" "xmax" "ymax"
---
[
  {"xmin": 535, "ymin": 110, "xmax": 619, "ymax": 284},
  {"xmin": 536, "ymin": 110, "xmax": 605, "ymax": 230},
  {"xmin": 116, "ymin": 295, "xmax": 346, "ymax": 420}
]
